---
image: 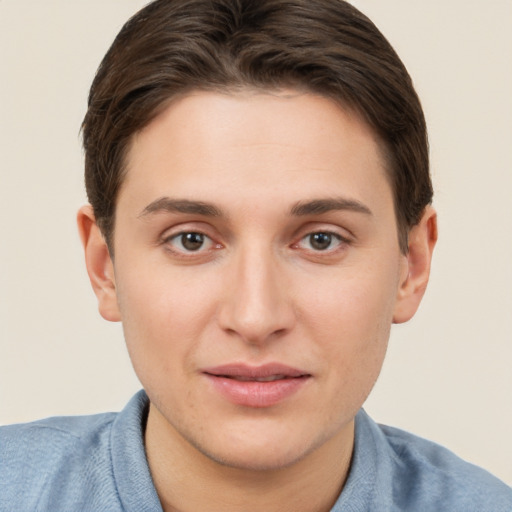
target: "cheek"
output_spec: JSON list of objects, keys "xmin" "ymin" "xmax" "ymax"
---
[
  {"xmin": 114, "ymin": 264, "xmax": 218, "ymax": 382},
  {"xmin": 303, "ymin": 260, "xmax": 399, "ymax": 338},
  {"xmin": 301, "ymin": 263, "xmax": 398, "ymax": 387}
]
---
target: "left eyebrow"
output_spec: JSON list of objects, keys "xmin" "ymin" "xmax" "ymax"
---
[
  {"xmin": 290, "ymin": 197, "xmax": 373, "ymax": 217},
  {"xmin": 139, "ymin": 197, "xmax": 223, "ymax": 218}
]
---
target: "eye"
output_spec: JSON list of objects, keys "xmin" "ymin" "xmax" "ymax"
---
[
  {"xmin": 299, "ymin": 232, "xmax": 344, "ymax": 251},
  {"xmin": 166, "ymin": 232, "xmax": 214, "ymax": 252}
]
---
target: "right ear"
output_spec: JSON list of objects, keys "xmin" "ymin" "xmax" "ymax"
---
[{"xmin": 77, "ymin": 205, "xmax": 121, "ymax": 322}]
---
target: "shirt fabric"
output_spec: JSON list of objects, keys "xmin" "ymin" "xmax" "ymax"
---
[{"xmin": 1, "ymin": 390, "xmax": 511, "ymax": 511}]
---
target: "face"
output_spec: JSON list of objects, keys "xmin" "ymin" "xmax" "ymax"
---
[{"xmin": 106, "ymin": 89, "xmax": 411, "ymax": 470}]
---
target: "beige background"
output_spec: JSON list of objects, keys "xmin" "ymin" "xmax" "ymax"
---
[{"xmin": 1, "ymin": 0, "xmax": 511, "ymax": 486}]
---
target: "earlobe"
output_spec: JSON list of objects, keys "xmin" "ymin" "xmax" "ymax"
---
[
  {"xmin": 77, "ymin": 205, "xmax": 121, "ymax": 322},
  {"xmin": 393, "ymin": 206, "xmax": 438, "ymax": 324}
]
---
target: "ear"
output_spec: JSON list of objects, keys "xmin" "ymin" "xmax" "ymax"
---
[
  {"xmin": 77, "ymin": 205, "xmax": 121, "ymax": 322},
  {"xmin": 393, "ymin": 206, "xmax": 438, "ymax": 324}
]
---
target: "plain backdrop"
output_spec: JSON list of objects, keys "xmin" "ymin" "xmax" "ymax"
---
[{"xmin": 1, "ymin": 0, "xmax": 511, "ymax": 486}]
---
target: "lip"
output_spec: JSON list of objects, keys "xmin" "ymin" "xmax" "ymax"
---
[{"xmin": 202, "ymin": 363, "xmax": 311, "ymax": 408}]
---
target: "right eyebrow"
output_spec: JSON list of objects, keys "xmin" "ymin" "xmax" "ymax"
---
[{"xmin": 138, "ymin": 197, "xmax": 223, "ymax": 218}]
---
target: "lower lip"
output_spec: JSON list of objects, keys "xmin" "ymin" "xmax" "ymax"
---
[{"xmin": 205, "ymin": 375, "xmax": 310, "ymax": 408}]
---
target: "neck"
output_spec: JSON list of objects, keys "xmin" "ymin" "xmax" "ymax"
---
[{"xmin": 144, "ymin": 403, "xmax": 354, "ymax": 512}]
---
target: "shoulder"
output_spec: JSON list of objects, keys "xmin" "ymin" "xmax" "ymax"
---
[
  {"xmin": 0, "ymin": 391, "xmax": 158, "ymax": 512},
  {"xmin": 0, "ymin": 411, "xmax": 119, "ymax": 511},
  {"xmin": 0, "ymin": 410, "xmax": 117, "ymax": 461},
  {"xmin": 375, "ymin": 417, "xmax": 512, "ymax": 511}
]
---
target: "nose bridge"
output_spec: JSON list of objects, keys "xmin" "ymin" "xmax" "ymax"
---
[{"xmin": 219, "ymin": 238, "xmax": 294, "ymax": 343}]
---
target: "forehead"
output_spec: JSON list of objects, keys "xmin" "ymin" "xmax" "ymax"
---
[{"xmin": 119, "ymin": 89, "xmax": 392, "ymax": 217}]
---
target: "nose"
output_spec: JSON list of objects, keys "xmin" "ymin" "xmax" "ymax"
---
[{"xmin": 217, "ymin": 244, "xmax": 296, "ymax": 345}]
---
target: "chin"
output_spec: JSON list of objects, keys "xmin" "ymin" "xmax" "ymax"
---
[
  {"xmin": 199, "ymin": 442, "xmax": 312, "ymax": 472},
  {"xmin": 189, "ymin": 423, "xmax": 337, "ymax": 473}
]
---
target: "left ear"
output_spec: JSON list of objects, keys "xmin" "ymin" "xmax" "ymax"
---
[{"xmin": 393, "ymin": 206, "xmax": 438, "ymax": 324}]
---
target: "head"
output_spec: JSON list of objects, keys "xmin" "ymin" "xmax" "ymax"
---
[
  {"xmin": 78, "ymin": 0, "xmax": 437, "ymax": 474},
  {"xmin": 82, "ymin": 0, "xmax": 432, "ymax": 255}
]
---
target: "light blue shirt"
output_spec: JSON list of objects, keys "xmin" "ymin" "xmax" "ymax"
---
[{"xmin": 1, "ymin": 390, "xmax": 511, "ymax": 511}]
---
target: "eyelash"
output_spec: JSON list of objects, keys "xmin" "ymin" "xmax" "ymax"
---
[
  {"xmin": 163, "ymin": 231, "xmax": 219, "ymax": 255},
  {"xmin": 162, "ymin": 229, "xmax": 350, "ymax": 259},
  {"xmin": 295, "ymin": 231, "xmax": 348, "ymax": 253}
]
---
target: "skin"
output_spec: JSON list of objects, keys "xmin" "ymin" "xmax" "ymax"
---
[{"xmin": 78, "ymin": 89, "xmax": 437, "ymax": 512}]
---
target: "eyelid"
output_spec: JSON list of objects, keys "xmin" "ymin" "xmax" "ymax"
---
[
  {"xmin": 160, "ymin": 221, "xmax": 217, "ymax": 242},
  {"xmin": 297, "ymin": 231, "xmax": 345, "ymax": 250},
  {"xmin": 166, "ymin": 231, "xmax": 214, "ymax": 251},
  {"xmin": 292, "ymin": 222, "xmax": 353, "ymax": 243},
  {"xmin": 160, "ymin": 223, "xmax": 223, "ymax": 258},
  {"xmin": 289, "ymin": 223, "xmax": 354, "ymax": 260}
]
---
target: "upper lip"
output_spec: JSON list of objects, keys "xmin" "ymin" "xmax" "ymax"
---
[{"xmin": 202, "ymin": 363, "xmax": 310, "ymax": 379}]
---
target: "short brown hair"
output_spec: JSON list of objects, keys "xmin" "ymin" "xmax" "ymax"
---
[{"xmin": 82, "ymin": 0, "xmax": 432, "ymax": 253}]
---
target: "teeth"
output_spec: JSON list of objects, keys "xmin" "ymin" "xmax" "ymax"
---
[{"xmin": 228, "ymin": 374, "xmax": 287, "ymax": 382}]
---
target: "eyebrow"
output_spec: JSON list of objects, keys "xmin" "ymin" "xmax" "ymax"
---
[
  {"xmin": 139, "ymin": 196, "xmax": 372, "ymax": 219},
  {"xmin": 139, "ymin": 197, "xmax": 222, "ymax": 218},
  {"xmin": 290, "ymin": 198, "xmax": 373, "ymax": 216}
]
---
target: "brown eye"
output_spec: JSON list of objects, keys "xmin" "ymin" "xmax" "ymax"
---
[
  {"xmin": 296, "ymin": 231, "xmax": 346, "ymax": 253},
  {"xmin": 166, "ymin": 232, "xmax": 214, "ymax": 253},
  {"xmin": 309, "ymin": 232, "xmax": 334, "ymax": 251},
  {"xmin": 180, "ymin": 232, "xmax": 205, "ymax": 251}
]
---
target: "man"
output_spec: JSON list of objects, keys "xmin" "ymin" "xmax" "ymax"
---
[{"xmin": 1, "ymin": 1, "xmax": 511, "ymax": 510}]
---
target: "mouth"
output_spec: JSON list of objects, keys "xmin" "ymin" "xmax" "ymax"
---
[
  {"xmin": 202, "ymin": 363, "xmax": 311, "ymax": 408},
  {"xmin": 203, "ymin": 362, "xmax": 309, "ymax": 380},
  {"xmin": 217, "ymin": 374, "xmax": 294, "ymax": 382}
]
